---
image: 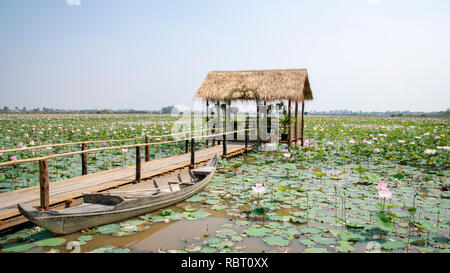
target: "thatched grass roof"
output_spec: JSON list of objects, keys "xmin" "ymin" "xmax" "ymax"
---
[{"xmin": 194, "ymin": 69, "xmax": 313, "ymax": 102}]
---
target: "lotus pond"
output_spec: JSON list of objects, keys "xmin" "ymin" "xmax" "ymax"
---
[{"xmin": 0, "ymin": 114, "xmax": 449, "ymax": 253}]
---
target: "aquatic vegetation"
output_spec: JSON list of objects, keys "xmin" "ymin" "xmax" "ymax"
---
[{"xmin": 0, "ymin": 115, "xmax": 448, "ymax": 253}]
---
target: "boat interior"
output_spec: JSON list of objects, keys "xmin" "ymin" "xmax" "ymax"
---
[{"xmin": 51, "ymin": 157, "xmax": 217, "ymax": 215}]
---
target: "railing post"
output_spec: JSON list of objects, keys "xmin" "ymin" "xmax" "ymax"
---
[
  {"xmin": 145, "ymin": 136, "xmax": 150, "ymax": 162},
  {"xmin": 39, "ymin": 159, "xmax": 49, "ymax": 211},
  {"xmin": 245, "ymin": 118, "xmax": 249, "ymax": 153},
  {"xmin": 81, "ymin": 143, "xmax": 88, "ymax": 175},
  {"xmin": 185, "ymin": 139, "xmax": 189, "ymax": 153},
  {"xmin": 212, "ymin": 123, "xmax": 216, "ymax": 146},
  {"xmin": 234, "ymin": 120, "xmax": 237, "ymax": 140},
  {"xmin": 222, "ymin": 133, "xmax": 227, "ymax": 156},
  {"xmin": 190, "ymin": 137, "xmax": 195, "ymax": 169},
  {"xmin": 136, "ymin": 146, "xmax": 141, "ymax": 182}
]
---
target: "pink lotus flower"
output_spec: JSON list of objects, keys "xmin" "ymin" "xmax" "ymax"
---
[
  {"xmin": 29, "ymin": 140, "xmax": 35, "ymax": 145},
  {"xmin": 24, "ymin": 133, "xmax": 29, "ymax": 137},
  {"xmin": 304, "ymin": 139, "xmax": 311, "ymax": 146},
  {"xmin": 17, "ymin": 142, "xmax": 23, "ymax": 147},
  {"xmin": 378, "ymin": 188, "xmax": 392, "ymax": 199},
  {"xmin": 0, "ymin": 152, "xmax": 3, "ymax": 157},
  {"xmin": 373, "ymin": 148, "xmax": 380, "ymax": 153},
  {"xmin": 10, "ymin": 155, "xmax": 17, "ymax": 161},
  {"xmin": 349, "ymin": 139, "xmax": 356, "ymax": 144},
  {"xmin": 122, "ymin": 148, "xmax": 128, "ymax": 153},
  {"xmin": 283, "ymin": 153, "xmax": 291, "ymax": 159},
  {"xmin": 252, "ymin": 183, "xmax": 266, "ymax": 194},
  {"xmin": 424, "ymin": 149, "xmax": 436, "ymax": 155},
  {"xmin": 102, "ymin": 141, "xmax": 107, "ymax": 146},
  {"xmin": 376, "ymin": 182, "xmax": 387, "ymax": 191}
]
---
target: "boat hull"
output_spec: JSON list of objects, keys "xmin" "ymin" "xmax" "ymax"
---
[{"xmin": 18, "ymin": 155, "xmax": 217, "ymax": 234}]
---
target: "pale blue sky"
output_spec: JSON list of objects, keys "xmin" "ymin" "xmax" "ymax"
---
[{"xmin": 0, "ymin": 0, "xmax": 449, "ymax": 112}]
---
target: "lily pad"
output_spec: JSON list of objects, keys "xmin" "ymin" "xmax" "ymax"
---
[
  {"xmin": 1, "ymin": 242, "xmax": 35, "ymax": 252},
  {"xmin": 97, "ymin": 224, "xmax": 120, "ymax": 234},
  {"xmin": 263, "ymin": 236, "xmax": 290, "ymax": 247}
]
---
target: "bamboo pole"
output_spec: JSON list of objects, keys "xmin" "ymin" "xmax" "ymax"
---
[{"xmin": 39, "ymin": 160, "xmax": 49, "ymax": 211}]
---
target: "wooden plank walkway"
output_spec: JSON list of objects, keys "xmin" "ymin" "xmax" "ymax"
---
[{"xmin": 0, "ymin": 144, "xmax": 250, "ymax": 231}]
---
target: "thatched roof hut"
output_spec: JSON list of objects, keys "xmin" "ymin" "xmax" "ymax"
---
[
  {"xmin": 194, "ymin": 68, "xmax": 314, "ymax": 147},
  {"xmin": 194, "ymin": 69, "xmax": 313, "ymax": 102}
]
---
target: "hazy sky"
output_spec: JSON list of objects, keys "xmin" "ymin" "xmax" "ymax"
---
[{"xmin": 0, "ymin": 0, "xmax": 449, "ymax": 112}]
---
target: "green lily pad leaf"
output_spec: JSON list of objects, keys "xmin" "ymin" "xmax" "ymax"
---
[
  {"xmin": 235, "ymin": 220, "xmax": 250, "ymax": 226},
  {"xmin": 77, "ymin": 235, "xmax": 93, "ymax": 242},
  {"xmin": 309, "ymin": 235, "xmax": 336, "ymax": 245},
  {"xmin": 380, "ymin": 240, "xmax": 407, "ymax": 250},
  {"xmin": 148, "ymin": 215, "xmax": 165, "ymax": 222},
  {"xmin": 299, "ymin": 239, "xmax": 316, "ymax": 247},
  {"xmin": 207, "ymin": 237, "xmax": 222, "ymax": 245},
  {"xmin": 210, "ymin": 241, "xmax": 234, "ymax": 249},
  {"xmin": 1, "ymin": 243, "xmax": 35, "ymax": 252},
  {"xmin": 244, "ymin": 226, "xmax": 273, "ymax": 237},
  {"xmin": 34, "ymin": 238, "xmax": 66, "ymax": 247},
  {"xmin": 200, "ymin": 247, "xmax": 217, "ymax": 253},
  {"xmin": 216, "ymin": 228, "xmax": 238, "ymax": 237},
  {"xmin": 298, "ymin": 227, "xmax": 321, "ymax": 234},
  {"xmin": 186, "ymin": 195, "xmax": 206, "ymax": 202},
  {"xmin": 335, "ymin": 244, "xmax": 356, "ymax": 253},
  {"xmin": 263, "ymin": 236, "xmax": 290, "ymax": 247},
  {"xmin": 364, "ymin": 173, "xmax": 381, "ymax": 182},
  {"xmin": 97, "ymin": 224, "xmax": 120, "ymax": 234}
]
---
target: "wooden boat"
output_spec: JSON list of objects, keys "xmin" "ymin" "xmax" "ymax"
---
[{"xmin": 18, "ymin": 154, "xmax": 219, "ymax": 234}]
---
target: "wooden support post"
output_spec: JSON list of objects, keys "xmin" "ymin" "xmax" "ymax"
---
[
  {"xmin": 81, "ymin": 143, "xmax": 88, "ymax": 175},
  {"xmin": 39, "ymin": 159, "xmax": 49, "ymax": 211},
  {"xmin": 136, "ymin": 146, "xmax": 141, "ymax": 182},
  {"xmin": 301, "ymin": 101, "xmax": 305, "ymax": 146},
  {"xmin": 245, "ymin": 117, "xmax": 249, "ymax": 153},
  {"xmin": 185, "ymin": 139, "xmax": 189, "ymax": 153},
  {"xmin": 287, "ymin": 99, "xmax": 292, "ymax": 146},
  {"xmin": 294, "ymin": 100, "xmax": 298, "ymax": 145},
  {"xmin": 190, "ymin": 138, "xmax": 195, "ymax": 169},
  {"xmin": 205, "ymin": 100, "xmax": 209, "ymax": 147},
  {"xmin": 256, "ymin": 103, "xmax": 260, "ymax": 147},
  {"xmin": 145, "ymin": 136, "xmax": 150, "ymax": 162}
]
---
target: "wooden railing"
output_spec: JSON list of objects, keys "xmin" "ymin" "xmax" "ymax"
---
[{"xmin": 0, "ymin": 128, "xmax": 254, "ymax": 211}]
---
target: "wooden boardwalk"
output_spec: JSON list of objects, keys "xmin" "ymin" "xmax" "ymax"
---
[{"xmin": 0, "ymin": 144, "xmax": 250, "ymax": 231}]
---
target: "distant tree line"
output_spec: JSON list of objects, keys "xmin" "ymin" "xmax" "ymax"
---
[
  {"xmin": 308, "ymin": 109, "xmax": 450, "ymax": 118},
  {"xmin": 0, "ymin": 106, "xmax": 163, "ymax": 114},
  {"xmin": 1, "ymin": 105, "xmax": 449, "ymax": 117}
]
